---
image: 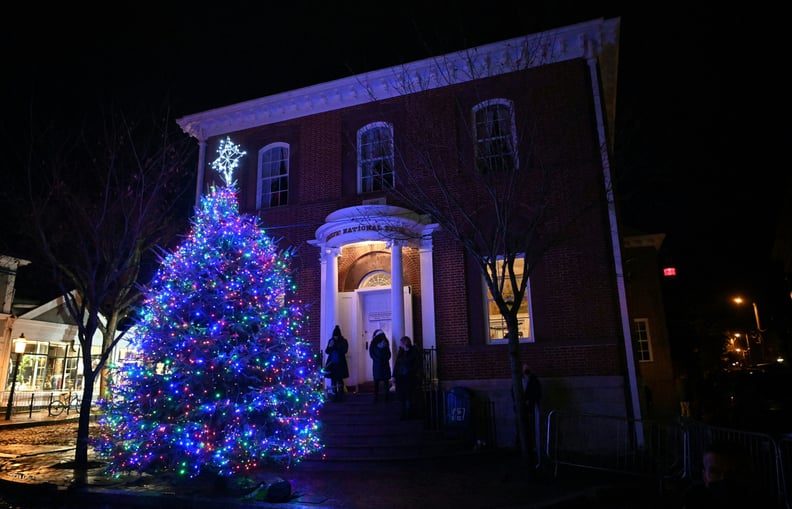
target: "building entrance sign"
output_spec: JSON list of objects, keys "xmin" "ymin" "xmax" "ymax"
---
[{"xmin": 313, "ymin": 205, "xmax": 432, "ymax": 248}]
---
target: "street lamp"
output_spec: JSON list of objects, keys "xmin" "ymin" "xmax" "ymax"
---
[
  {"xmin": 732, "ymin": 297, "xmax": 765, "ymax": 332},
  {"xmin": 4, "ymin": 334, "xmax": 27, "ymax": 420}
]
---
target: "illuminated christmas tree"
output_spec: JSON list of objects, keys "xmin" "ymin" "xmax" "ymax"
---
[{"xmin": 94, "ymin": 138, "xmax": 324, "ymax": 480}]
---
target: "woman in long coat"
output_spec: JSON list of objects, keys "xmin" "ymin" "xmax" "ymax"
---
[
  {"xmin": 369, "ymin": 329, "xmax": 392, "ymax": 403},
  {"xmin": 324, "ymin": 325, "xmax": 349, "ymax": 402}
]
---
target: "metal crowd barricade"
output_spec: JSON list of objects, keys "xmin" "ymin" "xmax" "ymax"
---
[
  {"xmin": 545, "ymin": 410, "xmax": 686, "ymax": 482},
  {"xmin": 780, "ymin": 435, "xmax": 792, "ymax": 509},
  {"xmin": 546, "ymin": 411, "xmax": 790, "ymax": 508},
  {"xmin": 685, "ymin": 421, "xmax": 787, "ymax": 509}
]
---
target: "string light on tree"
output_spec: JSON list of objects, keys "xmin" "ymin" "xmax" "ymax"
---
[{"xmin": 93, "ymin": 138, "xmax": 324, "ymax": 481}]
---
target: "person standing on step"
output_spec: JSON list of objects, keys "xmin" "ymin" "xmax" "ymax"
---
[
  {"xmin": 324, "ymin": 325, "xmax": 349, "ymax": 402},
  {"xmin": 369, "ymin": 329, "xmax": 392, "ymax": 403},
  {"xmin": 394, "ymin": 335, "xmax": 420, "ymax": 420}
]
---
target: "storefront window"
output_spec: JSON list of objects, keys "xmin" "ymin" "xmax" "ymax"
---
[
  {"xmin": 5, "ymin": 341, "xmax": 49, "ymax": 391},
  {"xmin": 3, "ymin": 339, "xmax": 91, "ymax": 392}
]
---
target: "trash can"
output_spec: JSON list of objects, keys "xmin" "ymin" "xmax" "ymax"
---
[{"xmin": 445, "ymin": 386, "xmax": 472, "ymax": 441}]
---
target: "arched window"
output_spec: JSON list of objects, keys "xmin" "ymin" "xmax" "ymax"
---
[
  {"xmin": 257, "ymin": 143, "xmax": 289, "ymax": 209},
  {"xmin": 472, "ymin": 99, "xmax": 518, "ymax": 173},
  {"xmin": 360, "ymin": 270, "xmax": 391, "ymax": 288},
  {"xmin": 357, "ymin": 122, "xmax": 394, "ymax": 193}
]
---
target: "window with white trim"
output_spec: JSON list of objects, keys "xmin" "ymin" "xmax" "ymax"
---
[
  {"xmin": 632, "ymin": 318, "xmax": 653, "ymax": 362},
  {"xmin": 473, "ymin": 99, "xmax": 518, "ymax": 173},
  {"xmin": 357, "ymin": 122, "xmax": 394, "ymax": 193},
  {"xmin": 257, "ymin": 143, "xmax": 289, "ymax": 209},
  {"xmin": 485, "ymin": 255, "xmax": 533, "ymax": 344}
]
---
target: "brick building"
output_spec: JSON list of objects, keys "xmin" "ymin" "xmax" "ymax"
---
[{"xmin": 176, "ymin": 17, "xmax": 675, "ymax": 446}]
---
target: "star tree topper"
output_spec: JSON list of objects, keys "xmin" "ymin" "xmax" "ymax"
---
[{"xmin": 210, "ymin": 137, "xmax": 247, "ymax": 186}]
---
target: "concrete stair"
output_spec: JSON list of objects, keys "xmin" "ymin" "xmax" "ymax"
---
[{"xmin": 297, "ymin": 389, "xmax": 465, "ymax": 468}]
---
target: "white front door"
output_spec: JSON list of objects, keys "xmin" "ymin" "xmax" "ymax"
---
[
  {"xmin": 337, "ymin": 290, "xmax": 389, "ymax": 388},
  {"xmin": 357, "ymin": 288, "xmax": 392, "ymax": 387},
  {"xmin": 337, "ymin": 287, "xmax": 413, "ymax": 390}
]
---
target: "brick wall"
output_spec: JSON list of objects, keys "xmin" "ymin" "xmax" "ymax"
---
[{"xmin": 206, "ymin": 58, "xmax": 630, "ymax": 415}]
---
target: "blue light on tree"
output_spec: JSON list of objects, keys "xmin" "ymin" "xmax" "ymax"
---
[{"xmin": 93, "ymin": 138, "xmax": 323, "ymax": 480}]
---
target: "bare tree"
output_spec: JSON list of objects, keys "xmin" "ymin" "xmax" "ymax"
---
[
  {"xmin": 355, "ymin": 28, "xmax": 623, "ymax": 462},
  {"xmin": 14, "ymin": 106, "xmax": 194, "ymax": 470}
]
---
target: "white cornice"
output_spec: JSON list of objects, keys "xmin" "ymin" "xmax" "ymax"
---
[
  {"xmin": 177, "ymin": 17, "xmax": 619, "ymax": 140},
  {"xmin": 0, "ymin": 255, "xmax": 31, "ymax": 270}
]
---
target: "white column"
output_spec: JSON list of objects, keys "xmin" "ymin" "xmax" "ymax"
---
[
  {"xmin": 419, "ymin": 233, "xmax": 438, "ymax": 385},
  {"xmin": 390, "ymin": 241, "xmax": 404, "ymax": 344},
  {"xmin": 319, "ymin": 247, "xmax": 340, "ymax": 390},
  {"xmin": 419, "ymin": 236, "xmax": 436, "ymax": 352},
  {"xmin": 321, "ymin": 247, "xmax": 341, "ymax": 345},
  {"xmin": 195, "ymin": 139, "xmax": 207, "ymax": 208}
]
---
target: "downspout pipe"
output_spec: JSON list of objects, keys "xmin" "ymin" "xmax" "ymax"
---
[{"xmin": 587, "ymin": 57, "xmax": 643, "ymax": 426}]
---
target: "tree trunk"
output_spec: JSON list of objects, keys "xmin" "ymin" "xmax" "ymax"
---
[
  {"xmin": 74, "ymin": 371, "xmax": 95, "ymax": 471},
  {"xmin": 506, "ymin": 314, "xmax": 532, "ymax": 462}
]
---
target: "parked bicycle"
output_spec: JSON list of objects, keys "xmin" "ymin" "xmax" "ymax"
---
[{"xmin": 48, "ymin": 391, "xmax": 80, "ymax": 417}]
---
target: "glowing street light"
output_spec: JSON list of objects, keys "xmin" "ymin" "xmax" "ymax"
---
[
  {"xmin": 5, "ymin": 334, "xmax": 27, "ymax": 420},
  {"xmin": 732, "ymin": 297, "xmax": 765, "ymax": 333},
  {"xmin": 733, "ymin": 296, "xmax": 767, "ymax": 366},
  {"xmin": 724, "ymin": 332, "xmax": 751, "ymax": 369}
]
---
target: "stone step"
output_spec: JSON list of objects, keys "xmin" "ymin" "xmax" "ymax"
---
[
  {"xmin": 320, "ymin": 425, "xmax": 421, "ymax": 445},
  {"xmin": 318, "ymin": 400, "xmax": 401, "ymax": 418},
  {"xmin": 300, "ymin": 392, "xmax": 467, "ymax": 465},
  {"xmin": 297, "ymin": 435, "xmax": 471, "ymax": 468}
]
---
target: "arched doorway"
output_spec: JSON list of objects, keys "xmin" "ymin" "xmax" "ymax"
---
[{"xmin": 310, "ymin": 204, "xmax": 438, "ymax": 391}]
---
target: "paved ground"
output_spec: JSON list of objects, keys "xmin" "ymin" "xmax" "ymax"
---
[{"xmin": 0, "ymin": 414, "xmax": 684, "ymax": 508}]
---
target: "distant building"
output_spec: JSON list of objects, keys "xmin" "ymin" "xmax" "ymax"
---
[
  {"xmin": 622, "ymin": 232, "xmax": 677, "ymax": 419},
  {"xmin": 1, "ymin": 258, "xmax": 129, "ymax": 411},
  {"xmin": 173, "ymin": 16, "xmax": 673, "ymax": 446}
]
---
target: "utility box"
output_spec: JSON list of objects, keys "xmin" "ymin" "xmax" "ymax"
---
[{"xmin": 445, "ymin": 386, "xmax": 473, "ymax": 442}]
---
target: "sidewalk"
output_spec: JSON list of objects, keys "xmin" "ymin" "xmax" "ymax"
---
[{"xmin": 0, "ymin": 412, "xmax": 680, "ymax": 508}]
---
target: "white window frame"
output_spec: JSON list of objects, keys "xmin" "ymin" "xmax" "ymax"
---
[
  {"xmin": 256, "ymin": 142, "xmax": 289, "ymax": 209},
  {"xmin": 632, "ymin": 318, "xmax": 653, "ymax": 362},
  {"xmin": 484, "ymin": 255, "xmax": 533, "ymax": 344},
  {"xmin": 357, "ymin": 122, "xmax": 394, "ymax": 194},
  {"xmin": 472, "ymin": 99, "xmax": 518, "ymax": 173}
]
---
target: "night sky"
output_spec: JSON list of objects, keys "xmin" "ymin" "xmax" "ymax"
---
[{"xmin": 2, "ymin": 2, "xmax": 789, "ymax": 334}]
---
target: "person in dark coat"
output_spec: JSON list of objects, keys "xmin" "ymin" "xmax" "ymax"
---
[
  {"xmin": 324, "ymin": 325, "xmax": 349, "ymax": 402},
  {"xmin": 369, "ymin": 329, "xmax": 392, "ymax": 403},
  {"xmin": 522, "ymin": 364, "xmax": 542, "ymax": 464},
  {"xmin": 393, "ymin": 336, "xmax": 420, "ymax": 419},
  {"xmin": 523, "ymin": 364, "xmax": 541, "ymax": 414}
]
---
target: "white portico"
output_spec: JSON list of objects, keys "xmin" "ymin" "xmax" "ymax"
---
[{"xmin": 309, "ymin": 205, "xmax": 439, "ymax": 388}]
